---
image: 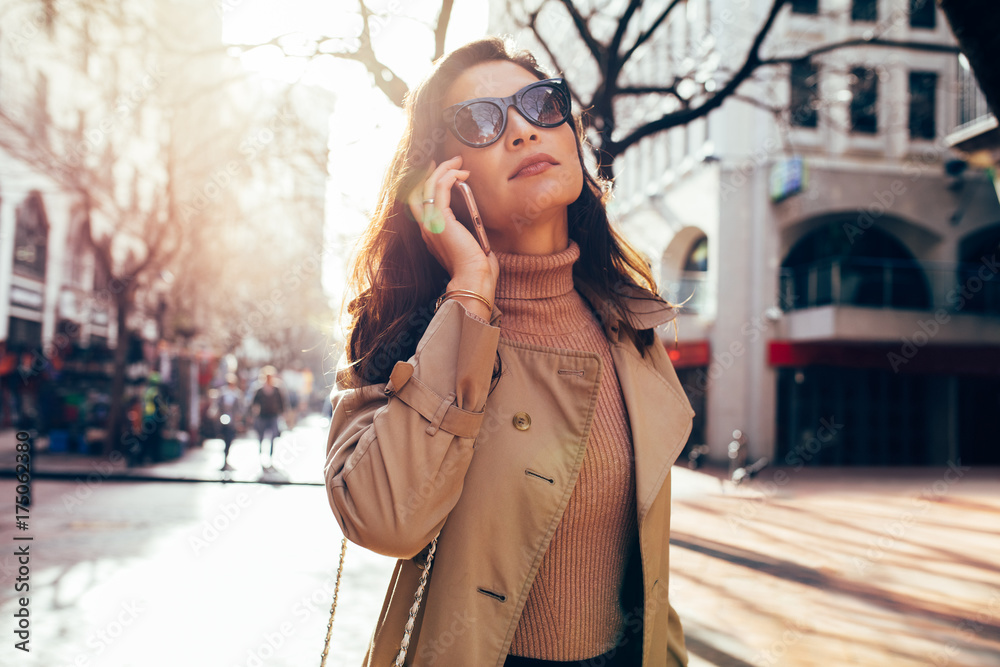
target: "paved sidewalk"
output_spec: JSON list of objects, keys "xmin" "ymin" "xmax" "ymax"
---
[
  {"xmin": 2, "ymin": 420, "xmax": 998, "ymax": 665},
  {"xmin": 0, "ymin": 417, "xmax": 328, "ymax": 484},
  {"xmin": 670, "ymin": 464, "xmax": 1000, "ymax": 667}
]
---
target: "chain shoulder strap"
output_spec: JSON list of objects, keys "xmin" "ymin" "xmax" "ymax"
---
[
  {"xmin": 320, "ymin": 537, "xmax": 348, "ymax": 667},
  {"xmin": 320, "ymin": 531, "xmax": 441, "ymax": 667},
  {"xmin": 393, "ymin": 532, "xmax": 440, "ymax": 666}
]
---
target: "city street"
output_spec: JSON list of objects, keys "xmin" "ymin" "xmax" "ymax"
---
[{"xmin": 0, "ymin": 417, "xmax": 998, "ymax": 666}]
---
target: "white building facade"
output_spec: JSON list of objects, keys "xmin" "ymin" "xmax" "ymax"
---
[
  {"xmin": 493, "ymin": 0, "xmax": 1000, "ymax": 466},
  {"xmin": 0, "ymin": 0, "xmax": 223, "ymax": 433}
]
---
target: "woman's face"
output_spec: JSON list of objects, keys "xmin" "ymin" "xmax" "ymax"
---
[{"xmin": 440, "ymin": 60, "xmax": 584, "ymax": 246}]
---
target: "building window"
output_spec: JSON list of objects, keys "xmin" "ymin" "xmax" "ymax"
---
[
  {"xmin": 909, "ymin": 71, "xmax": 937, "ymax": 140},
  {"xmin": 8, "ymin": 318, "xmax": 43, "ymax": 351},
  {"xmin": 850, "ymin": 67, "xmax": 878, "ymax": 134},
  {"xmin": 791, "ymin": 0, "xmax": 818, "ymax": 14},
  {"xmin": 851, "ymin": 0, "xmax": 877, "ymax": 22},
  {"xmin": 909, "ymin": 0, "xmax": 936, "ymax": 29},
  {"xmin": 675, "ymin": 236, "xmax": 709, "ymax": 314},
  {"xmin": 684, "ymin": 236, "xmax": 708, "ymax": 273},
  {"xmin": 13, "ymin": 192, "xmax": 48, "ymax": 279},
  {"xmin": 790, "ymin": 59, "xmax": 820, "ymax": 128}
]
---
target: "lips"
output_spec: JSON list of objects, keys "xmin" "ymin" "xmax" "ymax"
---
[{"xmin": 509, "ymin": 153, "xmax": 559, "ymax": 180}]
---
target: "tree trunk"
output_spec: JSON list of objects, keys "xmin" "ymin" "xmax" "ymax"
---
[
  {"xmin": 104, "ymin": 287, "xmax": 132, "ymax": 457},
  {"xmin": 939, "ymin": 0, "xmax": 1000, "ymax": 117}
]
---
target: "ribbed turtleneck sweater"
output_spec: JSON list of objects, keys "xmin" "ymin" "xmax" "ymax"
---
[{"xmin": 495, "ymin": 241, "xmax": 638, "ymax": 662}]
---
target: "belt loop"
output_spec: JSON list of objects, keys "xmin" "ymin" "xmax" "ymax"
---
[{"xmin": 425, "ymin": 391, "xmax": 457, "ymax": 436}]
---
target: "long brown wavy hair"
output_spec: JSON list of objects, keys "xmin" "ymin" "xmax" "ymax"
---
[{"xmin": 341, "ymin": 37, "xmax": 665, "ymax": 388}]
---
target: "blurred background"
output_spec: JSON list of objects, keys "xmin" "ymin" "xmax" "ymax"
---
[{"xmin": 1, "ymin": 0, "xmax": 998, "ymax": 665}]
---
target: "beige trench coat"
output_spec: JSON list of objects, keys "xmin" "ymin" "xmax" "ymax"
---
[{"xmin": 325, "ymin": 282, "xmax": 694, "ymax": 666}]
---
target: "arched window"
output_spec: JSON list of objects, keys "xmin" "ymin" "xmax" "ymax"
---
[
  {"xmin": 676, "ymin": 235, "xmax": 708, "ymax": 313},
  {"xmin": 683, "ymin": 236, "xmax": 708, "ymax": 273},
  {"xmin": 958, "ymin": 224, "xmax": 1000, "ymax": 315},
  {"xmin": 781, "ymin": 222, "xmax": 930, "ymax": 310}
]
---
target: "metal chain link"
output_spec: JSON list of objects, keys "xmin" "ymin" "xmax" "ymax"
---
[
  {"xmin": 320, "ymin": 537, "xmax": 348, "ymax": 667},
  {"xmin": 320, "ymin": 532, "xmax": 440, "ymax": 667},
  {"xmin": 393, "ymin": 532, "xmax": 440, "ymax": 667}
]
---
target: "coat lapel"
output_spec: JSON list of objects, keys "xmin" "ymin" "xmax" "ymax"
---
[
  {"xmin": 575, "ymin": 281, "xmax": 693, "ymax": 521},
  {"xmin": 612, "ymin": 342, "xmax": 694, "ymax": 522}
]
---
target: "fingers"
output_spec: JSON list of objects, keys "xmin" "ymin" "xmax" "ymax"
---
[
  {"xmin": 404, "ymin": 155, "xmax": 491, "ymax": 282},
  {"xmin": 407, "ymin": 157, "xmax": 468, "ymax": 234},
  {"xmin": 406, "ymin": 162, "xmax": 434, "ymax": 224},
  {"xmin": 427, "ymin": 168, "xmax": 469, "ymax": 233}
]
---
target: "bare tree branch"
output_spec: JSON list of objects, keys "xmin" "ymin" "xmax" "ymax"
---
[
  {"xmin": 617, "ymin": 85, "xmax": 681, "ymax": 96},
  {"xmin": 522, "ymin": 9, "xmax": 584, "ymax": 107},
  {"xmin": 608, "ymin": 0, "xmax": 643, "ymax": 64},
  {"xmin": 434, "ymin": 0, "xmax": 454, "ymax": 60},
  {"xmin": 609, "ymin": 0, "xmax": 789, "ymax": 156},
  {"xmin": 555, "ymin": 0, "xmax": 604, "ymax": 64},
  {"xmin": 620, "ymin": 0, "xmax": 684, "ymax": 66}
]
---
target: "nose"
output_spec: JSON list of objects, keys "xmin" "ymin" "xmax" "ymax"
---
[{"xmin": 504, "ymin": 106, "xmax": 538, "ymax": 148}]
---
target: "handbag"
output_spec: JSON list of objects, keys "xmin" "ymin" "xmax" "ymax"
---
[{"xmin": 320, "ymin": 532, "xmax": 441, "ymax": 667}]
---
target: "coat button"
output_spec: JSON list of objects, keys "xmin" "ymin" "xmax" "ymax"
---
[{"xmin": 512, "ymin": 412, "xmax": 531, "ymax": 431}]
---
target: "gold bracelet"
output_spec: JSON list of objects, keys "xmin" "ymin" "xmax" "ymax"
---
[{"xmin": 435, "ymin": 289, "xmax": 493, "ymax": 314}]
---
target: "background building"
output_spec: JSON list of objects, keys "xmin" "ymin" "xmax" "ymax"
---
[{"xmin": 493, "ymin": 0, "xmax": 1000, "ymax": 466}]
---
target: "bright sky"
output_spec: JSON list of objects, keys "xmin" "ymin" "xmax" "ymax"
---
[{"xmin": 221, "ymin": 0, "xmax": 490, "ymax": 310}]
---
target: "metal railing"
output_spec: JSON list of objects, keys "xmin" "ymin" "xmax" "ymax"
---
[
  {"xmin": 956, "ymin": 54, "xmax": 995, "ymax": 131},
  {"xmin": 779, "ymin": 257, "xmax": 1000, "ymax": 315}
]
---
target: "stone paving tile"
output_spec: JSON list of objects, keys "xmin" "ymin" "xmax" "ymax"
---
[{"xmin": 669, "ymin": 465, "xmax": 1000, "ymax": 667}]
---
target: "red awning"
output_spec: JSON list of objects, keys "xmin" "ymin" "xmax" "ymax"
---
[
  {"xmin": 769, "ymin": 341, "xmax": 1000, "ymax": 376},
  {"xmin": 664, "ymin": 340, "xmax": 710, "ymax": 368}
]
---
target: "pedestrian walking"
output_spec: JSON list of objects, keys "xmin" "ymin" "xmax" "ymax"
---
[
  {"xmin": 251, "ymin": 366, "xmax": 284, "ymax": 471},
  {"xmin": 324, "ymin": 37, "xmax": 694, "ymax": 666},
  {"xmin": 216, "ymin": 374, "xmax": 244, "ymax": 471}
]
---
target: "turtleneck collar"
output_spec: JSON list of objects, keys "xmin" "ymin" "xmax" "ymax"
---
[
  {"xmin": 493, "ymin": 240, "xmax": 580, "ymax": 301},
  {"xmin": 493, "ymin": 241, "xmax": 600, "ymax": 338}
]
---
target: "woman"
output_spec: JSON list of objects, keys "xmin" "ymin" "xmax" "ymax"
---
[{"xmin": 325, "ymin": 37, "xmax": 694, "ymax": 667}]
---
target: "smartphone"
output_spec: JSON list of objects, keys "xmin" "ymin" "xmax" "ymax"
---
[{"xmin": 450, "ymin": 181, "xmax": 490, "ymax": 255}]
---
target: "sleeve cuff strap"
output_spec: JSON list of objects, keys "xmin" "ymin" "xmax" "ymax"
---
[{"xmin": 385, "ymin": 361, "xmax": 486, "ymax": 438}]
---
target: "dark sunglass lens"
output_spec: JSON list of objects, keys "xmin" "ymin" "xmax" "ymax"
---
[
  {"xmin": 455, "ymin": 103, "xmax": 503, "ymax": 145},
  {"xmin": 523, "ymin": 86, "xmax": 569, "ymax": 125}
]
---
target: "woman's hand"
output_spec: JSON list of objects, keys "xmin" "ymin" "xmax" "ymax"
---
[{"xmin": 407, "ymin": 156, "xmax": 499, "ymax": 319}]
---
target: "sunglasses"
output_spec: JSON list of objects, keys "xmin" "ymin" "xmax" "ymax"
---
[{"xmin": 442, "ymin": 78, "xmax": 572, "ymax": 148}]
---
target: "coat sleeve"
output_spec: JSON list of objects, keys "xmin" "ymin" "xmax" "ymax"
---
[{"xmin": 324, "ymin": 299, "xmax": 501, "ymax": 559}]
